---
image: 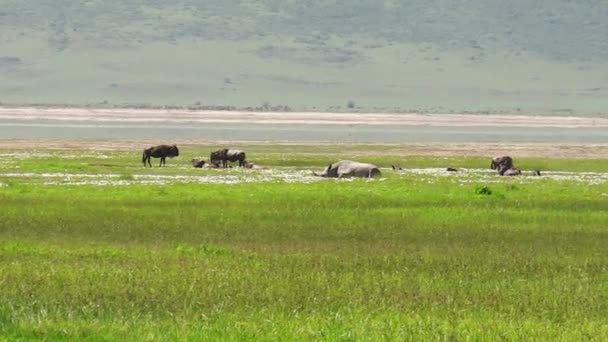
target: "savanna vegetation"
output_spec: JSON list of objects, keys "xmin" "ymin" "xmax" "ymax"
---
[{"xmin": 1, "ymin": 146, "xmax": 607, "ymax": 340}]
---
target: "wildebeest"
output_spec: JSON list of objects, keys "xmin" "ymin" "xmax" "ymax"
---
[
  {"xmin": 391, "ymin": 165, "xmax": 403, "ymax": 171},
  {"xmin": 244, "ymin": 161, "xmax": 266, "ymax": 170},
  {"xmin": 192, "ymin": 159, "xmax": 223, "ymax": 169},
  {"xmin": 446, "ymin": 167, "xmax": 458, "ymax": 172},
  {"xmin": 314, "ymin": 160, "xmax": 381, "ymax": 178},
  {"xmin": 210, "ymin": 149, "xmax": 247, "ymax": 168},
  {"xmin": 192, "ymin": 159, "xmax": 205, "ymax": 168},
  {"xmin": 142, "ymin": 144, "xmax": 179, "ymax": 167},
  {"xmin": 491, "ymin": 156, "xmax": 514, "ymax": 176}
]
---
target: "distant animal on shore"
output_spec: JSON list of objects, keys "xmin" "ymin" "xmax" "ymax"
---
[
  {"xmin": 491, "ymin": 156, "xmax": 515, "ymax": 176},
  {"xmin": 244, "ymin": 161, "xmax": 265, "ymax": 170},
  {"xmin": 192, "ymin": 159, "xmax": 205, "ymax": 168},
  {"xmin": 446, "ymin": 167, "xmax": 458, "ymax": 172},
  {"xmin": 210, "ymin": 149, "xmax": 247, "ymax": 168},
  {"xmin": 391, "ymin": 165, "xmax": 403, "ymax": 171},
  {"xmin": 142, "ymin": 144, "xmax": 179, "ymax": 167},
  {"xmin": 192, "ymin": 159, "xmax": 223, "ymax": 169},
  {"xmin": 314, "ymin": 160, "xmax": 381, "ymax": 178}
]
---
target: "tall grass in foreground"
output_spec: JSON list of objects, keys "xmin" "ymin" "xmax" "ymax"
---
[{"xmin": 1, "ymin": 176, "xmax": 607, "ymax": 340}]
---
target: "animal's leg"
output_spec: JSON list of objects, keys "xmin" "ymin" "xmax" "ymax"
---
[{"xmin": 160, "ymin": 157, "xmax": 164, "ymax": 167}]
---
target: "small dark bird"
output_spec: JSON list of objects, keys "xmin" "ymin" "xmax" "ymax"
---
[{"xmin": 446, "ymin": 167, "xmax": 458, "ymax": 172}]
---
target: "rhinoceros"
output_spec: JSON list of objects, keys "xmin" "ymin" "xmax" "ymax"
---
[
  {"xmin": 491, "ymin": 156, "xmax": 514, "ymax": 176},
  {"xmin": 313, "ymin": 160, "xmax": 381, "ymax": 178},
  {"xmin": 502, "ymin": 168, "xmax": 522, "ymax": 176}
]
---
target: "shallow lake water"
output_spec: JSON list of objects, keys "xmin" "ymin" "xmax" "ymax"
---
[{"xmin": 0, "ymin": 120, "xmax": 607, "ymax": 143}]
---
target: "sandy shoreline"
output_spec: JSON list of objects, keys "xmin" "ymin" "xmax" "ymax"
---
[
  {"xmin": 1, "ymin": 106, "xmax": 606, "ymax": 158},
  {"xmin": 1, "ymin": 106, "xmax": 608, "ymax": 128}
]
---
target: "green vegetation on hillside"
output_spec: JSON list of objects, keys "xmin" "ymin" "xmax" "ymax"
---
[{"xmin": 1, "ymin": 1, "xmax": 608, "ymax": 113}]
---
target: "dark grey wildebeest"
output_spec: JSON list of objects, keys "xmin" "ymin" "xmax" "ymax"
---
[
  {"xmin": 490, "ymin": 156, "xmax": 515, "ymax": 176},
  {"xmin": 192, "ymin": 159, "xmax": 222, "ymax": 169},
  {"xmin": 314, "ymin": 160, "xmax": 381, "ymax": 178},
  {"xmin": 210, "ymin": 149, "xmax": 247, "ymax": 168},
  {"xmin": 142, "ymin": 144, "xmax": 179, "ymax": 167}
]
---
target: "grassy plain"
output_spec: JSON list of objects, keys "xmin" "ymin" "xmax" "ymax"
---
[{"xmin": 0, "ymin": 147, "xmax": 607, "ymax": 340}]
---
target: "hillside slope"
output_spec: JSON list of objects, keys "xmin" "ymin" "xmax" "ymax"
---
[{"xmin": 1, "ymin": 1, "xmax": 607, "ymax": 114}]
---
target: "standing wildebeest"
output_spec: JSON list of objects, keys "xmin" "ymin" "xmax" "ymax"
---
[
  {"xmin": 490, "ymin": 156, "xmax": 514, "ymax": 176},
  {"xmin": 314, "ymin": 160, "xmax": 381, "ymax": 178},
  {"xmin": 210, "ymin": 149, "xmax": 247, "ymax": 168},
  {"xmin": 142, "ymin": 144, "xmax": 179, "ymax": 167}
]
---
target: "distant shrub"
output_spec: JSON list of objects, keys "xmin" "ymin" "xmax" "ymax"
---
[
  {"xmin": 475, "ymin": 185, "xmax": 492, "ymax": 195},
  {"xmin": 347, "ymin": 100, "xmax": 355, "ymax": 109}
]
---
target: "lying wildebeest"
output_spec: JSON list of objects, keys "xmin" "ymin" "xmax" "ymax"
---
[
  {"xmin": 192, "ymin": 159, "xmax": 205, "ymax": 168},
  {"xmin": 314, "ymin": 160, "xmax": 381, "ymax": 178},
  {"xmin": 490, "ymin": 156, "xmax": 514, "ymax": 176},
  {"xmin": 142, "ymin": 144, "xmax": 179, "ymax": 167},
  {"xmin": 244, "ymin": 161, "xmax": 266, "ymax": 170},
  {"xmin": 192, "ymin": 159, "xmax": 222, "ymax": 169},
  {"xmin": 446, "ymin": 167, "xmax": 458, "ymax": 172},
  {"xmin": 210, "ymin": 149, "xmax": 247, "ymax": 168}
]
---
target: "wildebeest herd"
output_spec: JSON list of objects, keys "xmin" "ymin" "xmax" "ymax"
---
[{"xmin": 142, "ymin": 144, "xmax": 540, "ymax": 178}]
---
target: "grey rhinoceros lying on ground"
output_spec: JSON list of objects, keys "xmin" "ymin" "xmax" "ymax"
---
[
  {"xmin": 313, "ymin": 160, "xmax": 381, "ymax": 178},
  {"xmin": 502, "ymin": 168, "xmax": 522, "ymax": 176}
]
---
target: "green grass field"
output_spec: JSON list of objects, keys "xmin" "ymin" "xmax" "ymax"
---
[{"xmin": 1, "ymin": 147, "xmax": 608, "ymax": 340}]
